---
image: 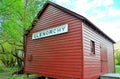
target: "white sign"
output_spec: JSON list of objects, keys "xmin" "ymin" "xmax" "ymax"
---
[{"xmin": 32, "ymin": 24, "xmax": 68, "ymax": 39}]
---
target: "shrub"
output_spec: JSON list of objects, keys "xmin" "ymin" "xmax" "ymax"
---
[
  {"xmin": 0, "ymin": 52, "xmax": 17, "ymax": 67},
  {"xmin": 114, "ymin": 49, "xmax": 120, "ymax": 65}
]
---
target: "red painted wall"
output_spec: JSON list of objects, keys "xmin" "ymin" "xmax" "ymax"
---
[
  {"xmin": 24, "ymin": 3, "xmax": 114, "ymax": 79},
  {"xmin": 82, "ymin": 23, "xmax": 114, "ymax": 79},
  {"xmin": 24, "ymin": 5, "xmax": 83, "ymax": 79}
]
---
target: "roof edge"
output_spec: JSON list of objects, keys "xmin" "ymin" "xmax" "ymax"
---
[
  {"xmin": 25, "ymin": 1, "xmax": 115, "ymax": 43},
  {"xmin": 49, "ymin": 1, "xmax": 115, "ymax": 43},
  {"xmin": 83, "ymin": 18, "xmax": 115, "ymax": 43}
]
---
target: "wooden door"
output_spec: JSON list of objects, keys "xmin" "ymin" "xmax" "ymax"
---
[{"xmin": 100, "ymin": 45, "xmax": 108, "ymax": 73}]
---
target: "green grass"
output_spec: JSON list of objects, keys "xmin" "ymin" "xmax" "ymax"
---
[
  {"xmin": 0, "ymin": 66, "xmax": 17, "ymax": 79},
  {"xmin": 115, "ymin": 65, "xmax": 120, "ymax": 73},
  {"xmin": 8, "ymin": 75, "xmax": 28, "ymax": 79},
  {"xmin": 0, "ymin": 65, "xmax": 119, "ymax": 79},
  {"xmin": 0, "ymin": 66, "xmax": 28, "ymax": 79},
  {"xmin": 0, "ymin": 66, "xmax": 39, "ymax": 79}
]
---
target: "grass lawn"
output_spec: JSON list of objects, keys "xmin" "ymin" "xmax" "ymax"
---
[
  {"xmin": 0, "ymin": 65, "xmax": 120, "ymax": 79},
  {"xmin": 0, "ymin": 66, "xmax": 30, "ymax": 79},
  {"xmin": 0, "ymin": 66, "xmax": 19, "ymax": 79},
  {"xmin": 115, "ymin": 65, "xmax": 120, "ymax": 73},
  {"xmin": 0, "ymin": 65, "xmax": 40, "ymax": 79}
]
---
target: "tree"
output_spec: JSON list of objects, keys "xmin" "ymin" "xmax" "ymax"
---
[
  {"xmin": 0, "ymin": 0, "xmax": 48, "ymax": 68},
  {"xmin": 115, "ymin": 49, "xmax": 120, "ymax": 65},
  {"xmin": 114, "ymin": 41, "xmax": 120, "ymax": 65}
]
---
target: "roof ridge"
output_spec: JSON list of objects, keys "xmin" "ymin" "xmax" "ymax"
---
[{"xmin": 26, "ymin": 1, "xmax": 115, "ymax": 43}]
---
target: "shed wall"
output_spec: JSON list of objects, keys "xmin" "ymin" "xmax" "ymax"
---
[
  {"xmin": 82, "ymin": 23, "xmax": 114, "ymax": 79},
  {"xmin": 24, "ymin": 5, "xmax": 83, "ymax": 79}
]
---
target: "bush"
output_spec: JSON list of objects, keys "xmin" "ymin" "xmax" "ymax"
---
[
  {"xmin": 0, "ymin": 52, "xmax": 17, "ymax": 67},
  {"xmin": 114, "ymin": 49, "xmax": 120, "ymax": 65},
  {"xmin": 0, "ymin": 66, "xmax": 5, "ymax": 72}
]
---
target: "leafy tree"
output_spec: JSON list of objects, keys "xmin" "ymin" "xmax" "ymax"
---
[
  {"xmin": 114, "ymin": 41, "xmax": 120, "ymax": 65},
  {"xmin": 0, "ymin": 0, "xmax": 47, "ymax": 41},
  {"xmin": 114, "ymin": 49, "xmax": 120, "ymax": 65},
  {"xmin": 0, "ymin": 0, "xmax": 48, "ymax": 68}
]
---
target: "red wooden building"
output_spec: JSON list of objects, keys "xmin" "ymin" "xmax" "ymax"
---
[{"xmin": 24, "ymin": 1, "xmax": 115, "ymax": 79}]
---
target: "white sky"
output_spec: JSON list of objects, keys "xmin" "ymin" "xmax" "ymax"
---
[{"xmin": 53, "ymin": 0, "xmax": 120, "ymax": 42}]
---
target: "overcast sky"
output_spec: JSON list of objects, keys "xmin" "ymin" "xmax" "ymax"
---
[{"xmin": 53, "ymin": 0, "xmax": 120, "ymax": 42}]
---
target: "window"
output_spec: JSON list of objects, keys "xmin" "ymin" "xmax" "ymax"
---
[{"xmin": 90, "ymin": 40, "xmax": 95, "ymax": 54}]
